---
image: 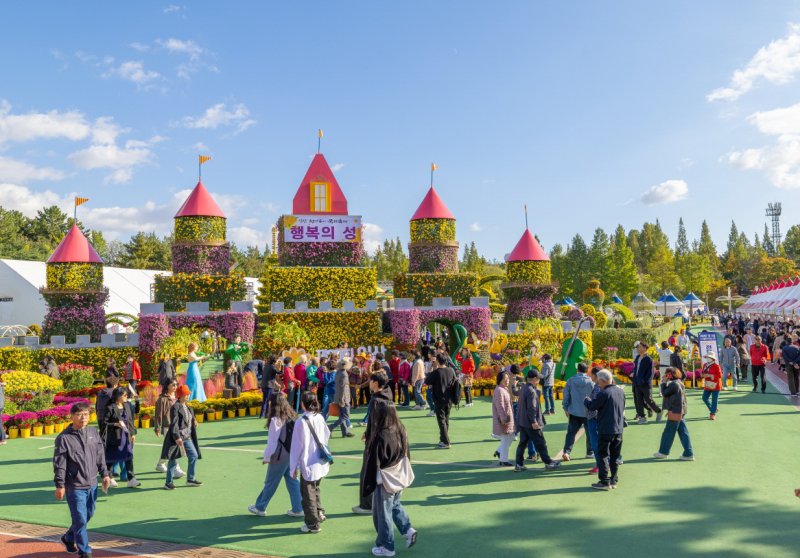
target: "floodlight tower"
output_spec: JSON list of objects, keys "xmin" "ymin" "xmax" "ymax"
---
[{"xmin": 766, "ymin": 202, "xmax": 782, "ymax": 255}]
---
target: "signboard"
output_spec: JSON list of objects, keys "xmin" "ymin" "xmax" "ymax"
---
[
  {"xmin": 283, "ymin": 215, "xmax": 362, "ymax": 243},
  {"xmin": 698, "ymin": 331, "xmax": 720, "ymax": 361},
  {"xmin": 315, "ymin": 345, "xmax": 387, "ymax": 359}
]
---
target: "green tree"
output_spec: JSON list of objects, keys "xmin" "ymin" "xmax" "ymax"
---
[
  {"xmin": 675, "ymin": 218, "xmax": 690, "ymax": 257},
  {"xmin": 697, "ymin": 220, "xmax": 719, "ymax": 276},
  {"xmin": 762, "ymin": 223, "xmax": 775, "ymax": 256},
  {"xmin": 117, "ymin": 232, "xmax": 172, "ymax": 270},
  {"xmin": 587, "ymin": 228, "xmax": 611, "ymax": 287},
  {"xmin": 676, "ymin": 251, "xmax": 713, "ymax": 295},
  {"xmin": 648, "ymin": 244, "xmax": 682, "ymax": 294},
  {"xmin": 782, "ymin": 225, "xmax": 800, "ymax": 263},
  {"xmin": 565, "ymin": 234, "xmax": 591, "ymax": 300},
  {"xmin": 607, "ymin": 225, "xmax": 639, "ymax": 302},
  {"xmin": 550, "ymin": 244, "xmax": 572, "ymax": 297}
]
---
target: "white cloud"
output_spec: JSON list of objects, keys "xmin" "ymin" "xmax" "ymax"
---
[
  {"xmin": 0, "ymin": 183, "xmax": 68, "ymax": 217},
  {"xmin": 708, "ymin": 23, "xmax": 800, "ymax": 102},
  {"xmin": 362, "ymin": 222, "xmax": 383, "ymax": 254},
  {"xmin": 0, "ymin": 156, "xmax": 64, "ymax": 182},
  {"xmin": 639, "ymin": 179, "xmax": 688, "ymax": 205},
  {"xmin": 159, "ymin": 38, "xmax": 202, "ymax": 59},
  {"xmin": 727, "ymin": 103, "xmax": 800, "ymax": 188},
  {"xmin": 156, "ymin": 37, "xmax": 212, "ymax": 78},
  {"xmin": 129, "ymin": 42, "xmax": 150, "ymax": 53},
  {"xmin": 228, "ymin": 226, "xmax": 270, "ymax": 248},
  {"xmin": 107, "ymin": 60, "xmax": 160, "ymax": 86},
  {"xmin": 469, "ymin": 221, "xmax": 482, "ymax": 232},
  {"xmin": 0, "ymin": 100, "xmax": 91, "ymax": 145},
  {"xmin": 163, "ymin": 5, "xmax": 184, "ymax": 14},
  {"xmin": 331, "ymin": 162, "xmax": 345, "ymax": 172},
  {"xmin": 192, "ymin": 141, "xmax": 209, "ymax": 151},
  {"xmin": 180, "ymin": 103, "xmax": 256, "ymax": 134}
]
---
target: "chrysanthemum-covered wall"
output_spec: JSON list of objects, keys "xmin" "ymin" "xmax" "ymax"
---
[{"xmin": 385, "ymin": 306, "xmax": 492, "ymax": 346}]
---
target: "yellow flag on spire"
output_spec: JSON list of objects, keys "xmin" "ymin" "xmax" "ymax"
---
[
  {"xmin": 318, "ymin": 129, "xmax": 324, "ymax": 139},
  {"xmin": 199, "ymin": 155, "xmax": 212, "ymax": 165},
  {"xmin": 75, "ymin": 196, "xmax": 89, "ymax": 207},
  {"xmin": 431, "ymin": 163, "xmax": 438, "ymax": 172}
]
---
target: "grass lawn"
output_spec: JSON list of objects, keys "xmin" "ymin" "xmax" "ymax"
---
[{"xmin": 0, "ymin": 383, "xmax": 797, "ymax": 558}]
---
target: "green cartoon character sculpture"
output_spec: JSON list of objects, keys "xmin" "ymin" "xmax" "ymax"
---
[{"xmin": 556, "ymin": 321, "xmax": 589, "ymax": 380}]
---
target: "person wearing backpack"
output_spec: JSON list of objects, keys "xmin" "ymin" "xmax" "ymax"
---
[
  {"xmin": 425, "ymin": 353, "xmax": 457, "ymax": 449},
  {"xmin": 248, "ymin": 392, "xmax": 304, "ymax": 518},
  {"xmin": 362, "ymin": 399, "xmax": 418, "ymax": 556},
  {"xmin": 290, "ymin": 392, "xmax": 332, "ymax": 534}
]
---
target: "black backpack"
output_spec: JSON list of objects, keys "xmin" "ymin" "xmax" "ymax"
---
[
  {"xmin": 280, "ymin": 419, "xmax": 295, "ymax": 453},
  {"xmin": 449, "ymin": 371, "xmax": 463, "ymax": 407}
]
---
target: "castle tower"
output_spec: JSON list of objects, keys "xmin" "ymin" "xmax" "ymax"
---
[
  {"xmin": 41, "ymin": 225, "xmax": 108, "ymax": 342},
  {"xmin": 408, "ymin": 187, "xmax": 458, "ymax": 273},
  {"xmin": 501, "ymin": 227, "xmax": 556, "ymax": 325},
  {"xmin": 153, "ymin": 180, "xmax": 246, "ymax": 311},
  {"xmin": 394, "ymin": 186, "xmax": 477, "ymax": 306}
]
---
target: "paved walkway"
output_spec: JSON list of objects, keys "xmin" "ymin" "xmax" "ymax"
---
[{"xmin": 0, "ymin": 519, "xmax": 276, "ymax": 558}]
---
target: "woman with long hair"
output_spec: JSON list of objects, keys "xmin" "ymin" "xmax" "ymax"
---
[
  {"xmin": 248, "ymin": 392, "xmax": 304, "ymax": 518},
  {"xmin": 153, "ymin": 380, "xmax": 185, "ymax": 478},
  {"xmin": 363, "ymin": 400, "xmax": 417, "ymax": 556},
  {"xmin": 456, "ymin": 347, "xmax": 475, "ymax": 407},
  {"xmin": 491, "ymin": 371, "xmax": 515, "ymax": 466},
  {"xmin": 103, "ymin": 387, "xmax": 140, "ymax": 488},
  {"xmin": 185, "ymin": 342, "xmax": 208, "ymax": 402}
]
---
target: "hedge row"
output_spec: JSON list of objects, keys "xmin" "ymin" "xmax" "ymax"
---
[{"xmin": 591, "ymin": 317, "xmax": 683, "ymax": 354}]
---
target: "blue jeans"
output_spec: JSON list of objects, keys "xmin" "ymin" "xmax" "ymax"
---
[
  {"xmin": 722, "ymin": 364, "xmax": 737, "ymax": 387},
  {"xmin": 254, "ymin": 459, "xmax": 302, "ymax": 514},
  {"xmin": 587, "ymin": 417, "xmax": 600, "ymax": 466},
  {"xmin": 322, "ymin": 391, "xmax": 334, "ymax": 418},
  {"xmin": 413, "ymin": 381, "xmax": 425, "ymax": 406},
  {"xmin": 425, "ymin": 384, "xmax": 435, "ymax": 412},
  {"xmin": 167, "ymin": 438, "xmax": 198, "ymax": 483},
  {"xmin": 64, "ymin": 486, "xmax": 98, "ymax": 555},
  {"xmin": 658, "ymin": 419, "xmax": 693, "ymax": 457},
  {"xmin": 702, "ymin": 390, "xmax": 719, "ymax": 415},
  {"xmin": 372, "ymin": 484, "xmax": 412, "ymax": 552},
  {"xmin": 330, "ymin": 404, "xmax": 352, "ymax": 434},
  {"xmin": 542, "ymin": 386, "xmax": 555, "ymax": 413},
  {"xmin": 398, "ymin": 384, "xmax": 410, "ymax": 406}
]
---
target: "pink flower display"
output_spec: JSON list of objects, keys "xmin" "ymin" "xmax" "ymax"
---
[
  {"xmin": 503, "ymin": 297, "xmax": 557, "ymax": 325},
  {"xmin": 172, "ymin": 244, "xmax": 231, "ymax": 275},
  {"xmin": 385, "ymin": 307, "xmax": 492, "ymax": 345},
  {"xmin": 278, "ymin": 241, "xmax": 364, "ymax": 267}
]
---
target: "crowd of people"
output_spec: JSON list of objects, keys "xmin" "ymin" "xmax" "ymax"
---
[{"xmin": 50, "ymin": 317, "xmax": 799, "ymax": 558}]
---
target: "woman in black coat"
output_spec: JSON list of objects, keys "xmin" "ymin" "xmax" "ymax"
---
[
  {"xmin": 160, "ymin": 384, "xmax": 202, "ymax": 489},
  {"xmin": 103, "ymin": 387, "xmax": 140, "ymax": 488}
]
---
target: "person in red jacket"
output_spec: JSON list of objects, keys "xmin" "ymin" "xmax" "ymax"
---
[
  {"xmin": 749, "ymin": 336, "xmax": 770, "ymax": 393},
  {"xmin": 456, "ymin": 348, "xmax": 476, "ymax": 407},
  {"xmin": 701, "ymin": 353, "xmax": 722, "ymax": 420},
  {"xmin": 388, "ymin": 350, "xmax": 402, "ymax": 403},
  {"xmin": 396, "ymin": 353, "xmax": 412, "ymax": 407},
  {"xmin": 124, "ymin": 355, "xmax": 142, "ymax": 394},
  {"xmin": 282, "ymin": 358, "xmax": 300, "ymax": 410}
]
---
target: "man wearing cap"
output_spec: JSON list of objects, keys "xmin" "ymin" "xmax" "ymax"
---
[
  {"xmin": 700, "ymin": 352, "xmax": 722, "ymax": 420},
  {"xmin": 514, "ymin": 369, "xmax": 560, "ymax": 472},
  {"xmin": 161, "ymin": 385, "xmax": 203, "ymax": 489}
]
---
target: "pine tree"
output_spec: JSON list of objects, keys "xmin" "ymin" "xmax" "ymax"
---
[
  {"xmin": 565, "ymin": 234, "xmax": 591, "ymax": 299},
  {"xmin": 608, "ymin": 225, "xmax": 638, "ymax": 302},
  {"xmin": 675, "ymin": 218, "xmax": 689, "ymax": 257},
  {"xmin": 762, "ymin": 223, "xmax": 775, "ymax": 256},
  {"xmin": 550, "ymin": 244, "xmax": 572, "ymax": 297},
  {"xmin": 783, "ymin": 225, "xmax": 800, "ymax": 263},
  {"xmin": 587, "ymin": 228, "xmax": 611, "ymax": 287},
  {"xmin": 697, "ymin": 220, "xmax": 719, "ymax": 276}
]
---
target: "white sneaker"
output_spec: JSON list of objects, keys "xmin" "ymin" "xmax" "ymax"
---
[
  {"xmin": 352, "ymin": 505, "xmax": 372, "ymax": 515},
  {"xmin": 248, "ymin": 505, "xmax": 266, "ymax": 517},
  {"xmin": 127, "ymin": 478, "xmax": 142, "ymax": 488},
  {"xmin": 733, "ymin": 387, "xmax": 738, "ymax": 391},
  {"xmin": 173, "ymin": 468, "xmax": 186, "ymax": 479},
  {"xmin": 109, "ymin": 478, "xmax": 118, "ymax": 488},
  {"xmin": 372, "ymin": 547, "xmax": 396, "ymax": 557},
  {"xmin": 653, "ymin": 452, "xmax": 668, "ymax": 459},
  {"xmin": 405, "ymin": 527, "xmax": 418, "ymax": 548},
  {"xmin": 286, "ymin": 509, "xmax": 304, "ymax": 517},
  {"xmin": 426, "ymin": 411, "xmax": 435, "ymax": 417},
  {"xmin": 679, "ymin": 455, "xmax": 695, "ymax": 461},
  {"xmin": 155, "ymin": 462, "xmax": 167, "ymax": 473}
]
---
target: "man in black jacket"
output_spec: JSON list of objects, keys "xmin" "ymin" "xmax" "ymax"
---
[
  {"xmin": 157, "ymin": 355, "xmax": 176, "ymax": 388},
  {"xmin": 54, "ymin": 402, "xmax": 112, "ymax": 558},
  {"xmin": 780, "ymin": 340, "xmax": 800, "ymax": 396},
  {"xmin": 514, "ymin": 369, "xmax": 560, "ymax": 472},
  {"xmin": 259, "ymin": 356, "xmax": 281, "ymax": 418},
  {"xmin": 425, "ymin": 354, "xmax": 456, "ymax": 449},
  {"xmin": 632, "ymin": 342, "xmax": 661, "ymax": 424},
  {"xmin": 584, "ymin": 369, "xmax": 626, "ymax": 490}
]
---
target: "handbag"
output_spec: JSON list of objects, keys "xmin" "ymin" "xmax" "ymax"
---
[
  {"xmin": 303, "ymin": 415, "xmax": 334, "ymax": 464},
  {"xmin": 667, "ymin": 411, "xmax": 682, "ymax": 421},
  {"xmin": 380, "ymin": 456, "xmax": 415, "ymax": 495},
  {"xmin": 703, "ymin": 380, "xmax": 718, "ymax": 390}
]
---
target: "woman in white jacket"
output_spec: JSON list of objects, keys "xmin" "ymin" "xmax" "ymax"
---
[
  {"xmin": 248, "ymin": 392, "xmax": 304, "ymax": 518},
  {"xmin": 290, "ymin": 391, "xmax": 331, "ymax": 533}
]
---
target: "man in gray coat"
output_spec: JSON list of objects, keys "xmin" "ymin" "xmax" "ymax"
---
[
  {"xmin": 330, "ymin": 358, "xmax": 354, "ymax": 437},
  {"xmin": 561, "ymin": 362, "xmax": 595, "ymax": 460},
  {"xmin": 719, "ymin": 337, "xmax": 740, "ymax": 391}
]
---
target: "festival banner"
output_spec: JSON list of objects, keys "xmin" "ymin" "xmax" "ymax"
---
[
  {"xmin": 282, "ymin": 215, "xmax": 362, "ymax": 243},
  {"xmin": 698, "ymin": 331, "xmax": 720, "ymax": 361}
]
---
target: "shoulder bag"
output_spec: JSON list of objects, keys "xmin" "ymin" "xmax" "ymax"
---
[
  {"xmin": 380, "ymin": 456, "xmax": 415, "ymax": 495},
  {"xmin": 302, "ymin": 415, "xmax": 334, "ymax": 464}
]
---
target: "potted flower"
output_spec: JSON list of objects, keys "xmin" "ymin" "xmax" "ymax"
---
[
  {"xmin": 14, "ymin": 412, "xmax": 38, "ymax": 438},
  {"xmin": 140, "ymin": 412, "xmax": 151, "ymax": 429},
  {"xmin": 191, "ymin": 402, "xmax": 206, "ymax": 423},
  {"xmin": 225, "ymin": 400, "xmax": 237, "ymax": 420},
  {"xmin": 236, "ymin": 397, "xmax": 247, "ymax": 417},
  {"xmin": 2, "ymin": 413, "xmax": 17, "ymax": 439}
]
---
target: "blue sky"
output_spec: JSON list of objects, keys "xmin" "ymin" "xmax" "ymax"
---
[{"xmin": 2, "ymin": 1, "xmax": 800, "ymax": 259}]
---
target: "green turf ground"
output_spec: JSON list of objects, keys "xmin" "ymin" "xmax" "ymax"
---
[{"xmin": 0, "ymin": 384, "xmax": 797, "ymax": 558}]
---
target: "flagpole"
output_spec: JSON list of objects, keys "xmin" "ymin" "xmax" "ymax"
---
[
  {"xmin": 524, "ymin": 204, "xmax": 528, "ymax": 229},
  {"xmin": 430, "ymin": 164, "xmax": 434, "ymax": 188},
  {"xmin": 199, "ymin": 157, "xmax": 202, "ymax": 181}
]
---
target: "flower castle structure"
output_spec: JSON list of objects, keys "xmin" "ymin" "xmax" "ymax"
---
[
  {"xmin": 41, "ymin": 225, "xmax": 108, "ymax": 343},
  {"xmin": 501, "ymin": 227, "xmax": 557, "ymax": 326}
]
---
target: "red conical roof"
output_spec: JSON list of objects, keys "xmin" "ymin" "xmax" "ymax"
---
[
  {"xmin": 292, "ymin": 153, "xmax": 349, "ymax": 215},
  {"xmin": 410, "ymin": 186, "xmax": 454, "ymax": 220},
  {"xmin": 48, "ymin": 225, "xmax": 103, "ymax": 264},
  {"xmin": 175, "ymin": 181, "xmax": 226, "ymax": 218},
  {"xmin": 507, "ymin": 228, "xmax": 549, "ymax": 262}
]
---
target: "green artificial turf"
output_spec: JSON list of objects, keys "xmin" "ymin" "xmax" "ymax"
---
[{"xmin": 0, "ymin": 384, "xmax": 798, "ymax": 558}]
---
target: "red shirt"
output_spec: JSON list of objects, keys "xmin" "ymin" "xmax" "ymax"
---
[
  {"xmin": 389, "ymin": 357, "xmax": 401, "ymax": 385},
  {"xmin": 703, "ymin": 363, "xmax": 722, "ymax": 391},
  {"xmin": 749, "ymin": 344, "xmax": 770, "ymax": 366},
  {"xmin": 456, "ymin": 353, "xmax": 475, "ymax": 375},
  {"xmin": 283, "ymin": 365, "xmax": 299, "ymax": 390},
  {"xmin": 397, "ymin": 361, "xmax": 412, "ymax": 383}
]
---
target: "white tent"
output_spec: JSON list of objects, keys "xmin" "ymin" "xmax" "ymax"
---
[
  {"xmin": 0, "ymin": 259, "xmax": 262, "ymax": 331},
  {"xmin": 654, "ymin": 292, "xmax": 686, "ymax": 316},
  {"xmin": 682, "ymin": 292, "xmax": 706, "ymax": 313}
]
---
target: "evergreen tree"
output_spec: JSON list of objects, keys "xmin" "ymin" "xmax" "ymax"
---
[
  {"xmin": 762, "ymin": 223, "xmax": 775, "ymax": 256},
  {"xmin": 697, "ymin": 220, "xmax": 718, "ymax": 274},
  {"xmin": 675, "ymin": 218, "xmax": 689, "ymax": 257},
  {"xmin": 550, "ymin": 244, "xmax": 572, "ymax": 297},
  {"xmin": 608, "ymin": 225, "xmax": 638, "ymax": 302},
  {"xmin": 565, "ymin": 234, "xmax": 591, "ymax": 299},
  {"xmin": 782, "ymin": 225, "xmax": 800, "ymax": 263},
  {"xmin": 587, "ymin": 228, "xmax": 611, "ymax": 287},
  {"xmin": 117, "ymin": 232, "xmax": 172, "ymax": 270}
]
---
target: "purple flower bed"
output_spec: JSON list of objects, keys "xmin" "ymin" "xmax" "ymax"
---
[
  {"xmin": 503, "ymin": 296, "xmax": 557, "ymax": 325},
  {"xmin": 42, "ymin": 292, "xmax": 107, "ymax": 343},
  {"xmin": 567, "ymin": 307, "xmax": 584, "ymax": 321},
  {"xmin": 408, "ymin": 244, "xmax": 459, "ymax": 273},
  {"xmin": 172, "ymin": 243, "xmax": 231, "ymax": 275},
  {"xmin": 139, "ymin": 312, "xmax": 255, "ymax": 354},
  {"xmin": 385, "ymin": 307, "xmax": 491, "ymax": 345},
  {"xmin": 278, "ymin": 240, "xmax": 364, "ymax": 267}
]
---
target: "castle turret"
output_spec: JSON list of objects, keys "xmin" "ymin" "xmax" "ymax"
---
[
  {"xmin": 501, "ymin": 227, "xmax": 556, "ymax": 325},
  {"xmin": 41, "ymin": 225, "xmax": 107, "ymax": 342}
]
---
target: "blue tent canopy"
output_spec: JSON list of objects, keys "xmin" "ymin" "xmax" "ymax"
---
[
  {"xmin": 657, "ymin": 292, "xmax": 681, "ymax": 303},
  {"xmin": 556, "ymin": 297, "xmax": 576, "ymax": 306},
  {"xmin": 611, "ymin": 293, "xmax": 624, "ymax": 304},
  {"xmin": 683, "ymin": 292, "xmax": 702, "ymax": 302}
]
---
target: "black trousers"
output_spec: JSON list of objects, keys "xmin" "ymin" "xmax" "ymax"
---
[
  {"xmin": 597, "ymin": 433, "xmax": 623, "ymax": 485},
  {"xmin": 787, "ymin": 365, "xmax": 800, "ymax": 395},
  {"xmin": 463, "ymin": 386, "xmax": 473, "ymax": 405},
  {"xmin": 358, "ymin": 457, "xmax": 371, "ymax": 510},
  {"xmin": 300, "ymin": 478, "xmax": 324, "ymax": 529},
  {"xmin": 633, "ymin": 384, "xmax": 661, "ymax": 417},
  {"xmin": 259, "ymin": 387, "xmax": 272, "ymax": 418},
  {"xmin": 563, "ymin": 415, "xmax": 591, "ymax": 454},
  {"xmin": 515, "ymin": 426, "xmax": 552, "ymax": 466},
  {"xmin": 435, "ymin": 402, "xmax": 451, "ymax": 445},
  {"xmin": 752, "ymin": 365, "xmax": 766, "ymax": 391}
]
